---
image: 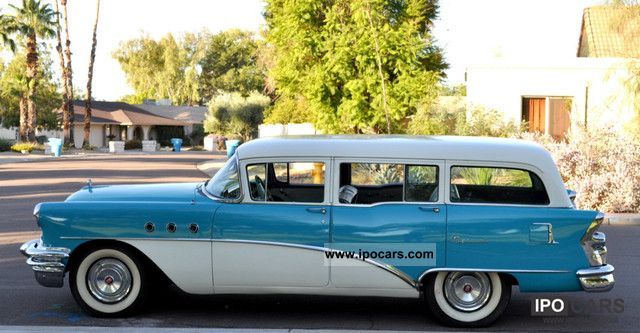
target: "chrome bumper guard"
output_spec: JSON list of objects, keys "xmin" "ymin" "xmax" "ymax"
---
[
  {"xmin": 576, "ymin": 264, "xmax": 615, "ymax": 292},
  {"xmin": 19, "ymin": 239, "xmax": 70, "ymax": 288}
]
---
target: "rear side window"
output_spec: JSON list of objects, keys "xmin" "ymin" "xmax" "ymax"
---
[{"xmin": 450, "ymin": 166, "xmax": 549, "ymax": 205}]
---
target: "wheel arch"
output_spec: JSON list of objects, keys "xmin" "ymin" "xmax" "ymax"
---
[
  {"xmin": 418, "ymin": 270, "xmax": 519, "ymax": 293},
  {"xmin": 66, "ymin": 239, "xmax": 173, "ymax": 286}
]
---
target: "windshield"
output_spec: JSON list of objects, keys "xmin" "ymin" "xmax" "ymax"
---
[{"xmin": 204, "ymin": 157, "xmax": 241, "ymax": 200}]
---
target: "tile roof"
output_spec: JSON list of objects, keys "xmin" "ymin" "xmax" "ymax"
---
[
  {"xmin": 578, "ymin": 5, "xmax": 640, "ymax": 58},
  {"xmin": 68, "ymin": 100, "xmax": 189, "ymax": 126},
  {"xmin": 133, "ymin": 104, "xmax": 208, "ymax": 124}
]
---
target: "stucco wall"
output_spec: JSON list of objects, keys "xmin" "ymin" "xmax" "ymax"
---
[
  {"xmin": 73, "ymin": 124, "xmax": 105, "ymax": 148},
  {"xmin": 466, "ymin": 58, "xmax": 637, "ymax": 133}
]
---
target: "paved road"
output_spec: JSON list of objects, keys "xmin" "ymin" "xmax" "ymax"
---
[{"xmin": 0, "ymin": 155, "xmax": 638, "ymax": 331}]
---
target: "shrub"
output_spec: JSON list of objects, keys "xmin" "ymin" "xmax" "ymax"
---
[
  {"xmin": 204, "ymin": 91, "xmax": 271, "ymax": 141},
  {"xmin": 0, "ymin": 139, "xmax": 13, "ymax": 152},
  {"xmin": 189, "ymin": 145, "xmax": 205, "ymax": 151},
  {"xmin": 407, "ymin": 102, "xmax": 523, "ymax": 137},
  {"xmin": 518, "ymin": 128, "xmax": 640, "ymax": 213},
  {"xmin": 10, "ymin": 142, "xmax": 38, "ymax": 153},
  {"xmin": 124, "ymin": 140, "xmax": 142, "ymax": 150}
]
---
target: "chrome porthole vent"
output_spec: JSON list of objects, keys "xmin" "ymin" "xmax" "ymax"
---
[
  {"xmin": 144, "ymin": 222, "xmax": 155, "ymax": 233},
  {"xmin": 166, "ymin": 223, "xmax": 177, "ymax": 233},
  {"xmin": 188, "ymin": 223, "xmax": 199, "ymax": 234}
]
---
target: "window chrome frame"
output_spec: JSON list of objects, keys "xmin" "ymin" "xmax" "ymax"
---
[{"xmin": 331, "ymin": 157, "xmax": 445, "ymax": 207}]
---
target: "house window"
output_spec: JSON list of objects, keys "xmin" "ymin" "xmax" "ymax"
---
[{"xmin": 522, "ymin": 97, "xmax": 572, "ymax": 140}]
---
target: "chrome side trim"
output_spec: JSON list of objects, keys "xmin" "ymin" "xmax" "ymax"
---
[
  {"xmin": 417, "ymin": 267, "xmax": 570, "ymax": 284},
  {"xmin": 60, "ymin": 236, "xmax": 211, "ymax": 242},
  {"xmin": 63, "ymin": 237, "xmax": 416, "ymax": 289}
]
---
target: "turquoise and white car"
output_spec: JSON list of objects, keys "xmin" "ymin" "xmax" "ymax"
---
[{"xmin": 20, "ymin": 136, "xmax": 614, "ymax": 326}]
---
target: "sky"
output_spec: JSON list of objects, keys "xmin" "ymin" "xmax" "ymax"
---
[{"xmin": 2, "ymin": 0, "xmax": 604, "ymax": 101}]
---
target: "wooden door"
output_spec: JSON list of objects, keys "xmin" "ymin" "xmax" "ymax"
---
[
  {"xmin": 548, "ymin": 97, "xmax": 571, "ymax": 140},
  {"xmin": 522, "ymin": 98, "xmax": 546, "ymax": 133}
]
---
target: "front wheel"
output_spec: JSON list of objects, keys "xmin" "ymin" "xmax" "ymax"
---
[
  {"xmin": 69, "ymin": 246, "xmax": 148, "ymax": 317},
  {"xmin": 424, "ymin": 271, "xmax": 510, "ymax": 327}
]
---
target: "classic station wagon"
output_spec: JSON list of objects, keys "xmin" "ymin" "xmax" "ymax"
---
[{"xmin": 20, "ymin": 136, "xmax": 614, "ymax": 326}]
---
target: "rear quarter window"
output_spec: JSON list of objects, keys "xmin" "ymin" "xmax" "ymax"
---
[{"xmin": 450, "ymin": 166, "xmax": 549, "ymax": 205}]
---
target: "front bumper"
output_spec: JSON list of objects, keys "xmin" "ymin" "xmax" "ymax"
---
[
  {"xmin": 576, "ymin": 264, "xmax": 615, "ymax": 292},
  {"xmin": 19, "ymin": 239, "xmax": 70, "ymax": 288}
]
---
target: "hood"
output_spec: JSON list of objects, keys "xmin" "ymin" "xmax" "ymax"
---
[{"xmin": 65, "ymin": 182, "xmax": 201, "ymax": 203}]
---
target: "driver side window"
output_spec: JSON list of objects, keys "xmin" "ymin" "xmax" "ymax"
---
[
  {"xmin": 247, "ymin": 163, "xmax": 267, "ymax": 201},
  {"xmin": 246, "ymin": 162, "xmax": 325, "ymax": 203}
]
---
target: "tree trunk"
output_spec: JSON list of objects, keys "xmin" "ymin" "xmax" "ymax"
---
[
  {"xmin": 55, "ymin": 0, "xmax": 72, "ymax": 145},
  {"xmin": 61, "ymin": 0, "xmax": 74, "ymax": 146},
  {"xmin": 25, "ymin": 31, "xmax": 39, "ymax": 142},
  {"xmin": 18, "ymin": 96, "xmax": 27, "ymax": 141},
  {"xmin": 364, "ymin": 1, "xmax": 391, "ymax": 134},
  {"xmin": 84, "ymin": 0, "xmax": 100, "ymax": 148}
]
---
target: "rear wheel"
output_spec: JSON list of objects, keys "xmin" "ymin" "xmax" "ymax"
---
[
  {"xmin": 424, "ymin": 271, "xmax": 510, "ymax": 327},
  {"xmin": 70, "ymin": 246, "xmax": 148, "ymax": 317}
]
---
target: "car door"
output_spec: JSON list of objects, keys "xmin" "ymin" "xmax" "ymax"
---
[
  {"xmin": 330, "ymin": 158, "xmax": 446, "ymax": 289},
  {"xmin": 211, "ymin": 158, "xmax": 332, "ymax": 290}
]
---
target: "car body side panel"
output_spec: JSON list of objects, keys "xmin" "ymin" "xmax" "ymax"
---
[
  {"xmin": 445, "ymin": 205, "xmax": 597, "ymax": 291},
  {"xmin": 37, "ymin": 192, "xmax": 219, "ymax": 294}
]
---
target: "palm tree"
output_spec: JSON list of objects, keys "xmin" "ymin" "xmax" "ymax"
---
[
  {"xmin": 6, "ymin": 0, "xmax": 56, "ymax": 142},
  {"xmin": 54, "ymin": 0, "xmax": 72, "ymax": 145},
  {"xmin": 83, "ymin": 0, "xmax": 100, "ymax": 148},
  {"xmin": 61, "ymin": 0, "xmax": 74, "ymax": 147},
  {"xmin": 0, "ymin": 13, "xmax": 16, "ymax": 53}
]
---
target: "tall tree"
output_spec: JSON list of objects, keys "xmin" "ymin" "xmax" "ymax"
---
[
  {"xmin": 0, "ymin": 50, "xmax": 61, "ymax": 130},
  {"xmin": 199, "ymin": 29, "xmax": 264, "ymax": 101},
  {"xmin": 0, "ymin": 13, "xmax": 16, "ymax": 53},
  {"xmin": 61, "ymin": 0, "xmax": 74, "ymax": 146},
  {"xmin": 83, "ymin": 0, "xmax": 100, "ymax": 148},
  {"xmin": 6, "ymin": 0, "xmax": 56, "ymax": 141},
  {"xmin": 264, "ymin": 0, "xmax": 447, "ymax": 134},
  {"xmin": 54, "ymin": 0, "xmax": 72, "ymax": 145},
  {"xmin": 113, "ymin": 29, "xmax": 264, "ymax": 105}
]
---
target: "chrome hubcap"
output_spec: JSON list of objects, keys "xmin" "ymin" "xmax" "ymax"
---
[
  {"xmin": 443, "ymin": 272, "xmax": 491, "ymax": 312},
  {"xmin": 87, "ymin": 258, "xmax": 132, "ymax": 303}
]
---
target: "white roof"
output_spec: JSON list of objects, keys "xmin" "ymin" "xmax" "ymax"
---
[
  {"xmin": 237, "ymin": 135, "xmax": 550, "ymax": 166},
  {"xmin": 236, "ymin": 135, "xmax": 572, "ymax": 208}
]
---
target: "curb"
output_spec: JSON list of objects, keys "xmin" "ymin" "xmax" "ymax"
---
[
  {"xmin": 605, "ymin": 213, "xmax": 640, "ymax": 226},
  {"xmin": 197, "ymin": 160, "xmax": 228, "ymax": 177},
  {"xmin": 0, "ymin": 327, "xmax": 456, "ymax": 333}
]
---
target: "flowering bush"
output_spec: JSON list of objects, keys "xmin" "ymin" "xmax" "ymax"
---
[{"xmin": 518, "ymin": 128, "xmax": 640, "ymax": 213}]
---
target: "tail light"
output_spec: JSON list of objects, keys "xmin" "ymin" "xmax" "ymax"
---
[{"xmin": 581, "ymin": 212, "xmax": 607, "ymax": 266}]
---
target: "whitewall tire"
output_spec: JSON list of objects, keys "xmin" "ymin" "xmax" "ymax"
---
[
  {"xmin": 425, "ymin": 271, "xmax": 510, "ymax": 327},
  {"xmin": 70, "ymin": 246, "xmax": 148, "ymax": 317}
]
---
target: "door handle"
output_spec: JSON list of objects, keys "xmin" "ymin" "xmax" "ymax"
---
[
  {"xmin": 419, "ymin": 206, "xmax": 440, "ymax": 213},
  {"xmin": 306, "ymin": 207, "xmax": 327, "ymax": 214}
]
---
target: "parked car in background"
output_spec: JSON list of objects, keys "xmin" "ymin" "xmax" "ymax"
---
[{"xmin": 20, "ymin": 136, "xmax": 614, "ymax": 327}]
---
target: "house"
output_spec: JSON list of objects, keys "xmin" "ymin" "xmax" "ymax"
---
[
  {"xmin": 66, "ymin": 100, "xmax": 190, "ymax": 148},
  {"xmin": 466, "ymin": 5, "xmax": 639, "ymax": 139},
  {"xmin": 133, "ymin": 101, "xmax": 207, "ymax": 138}
]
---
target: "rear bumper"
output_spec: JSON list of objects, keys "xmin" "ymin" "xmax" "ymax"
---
[
  {"xmin": 576, "ymin": 264, "xmax": 615, "ymax": 292},
  {"xmin": 19, "ymin": 239, "xmax": 70, "ymax": 288}
]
